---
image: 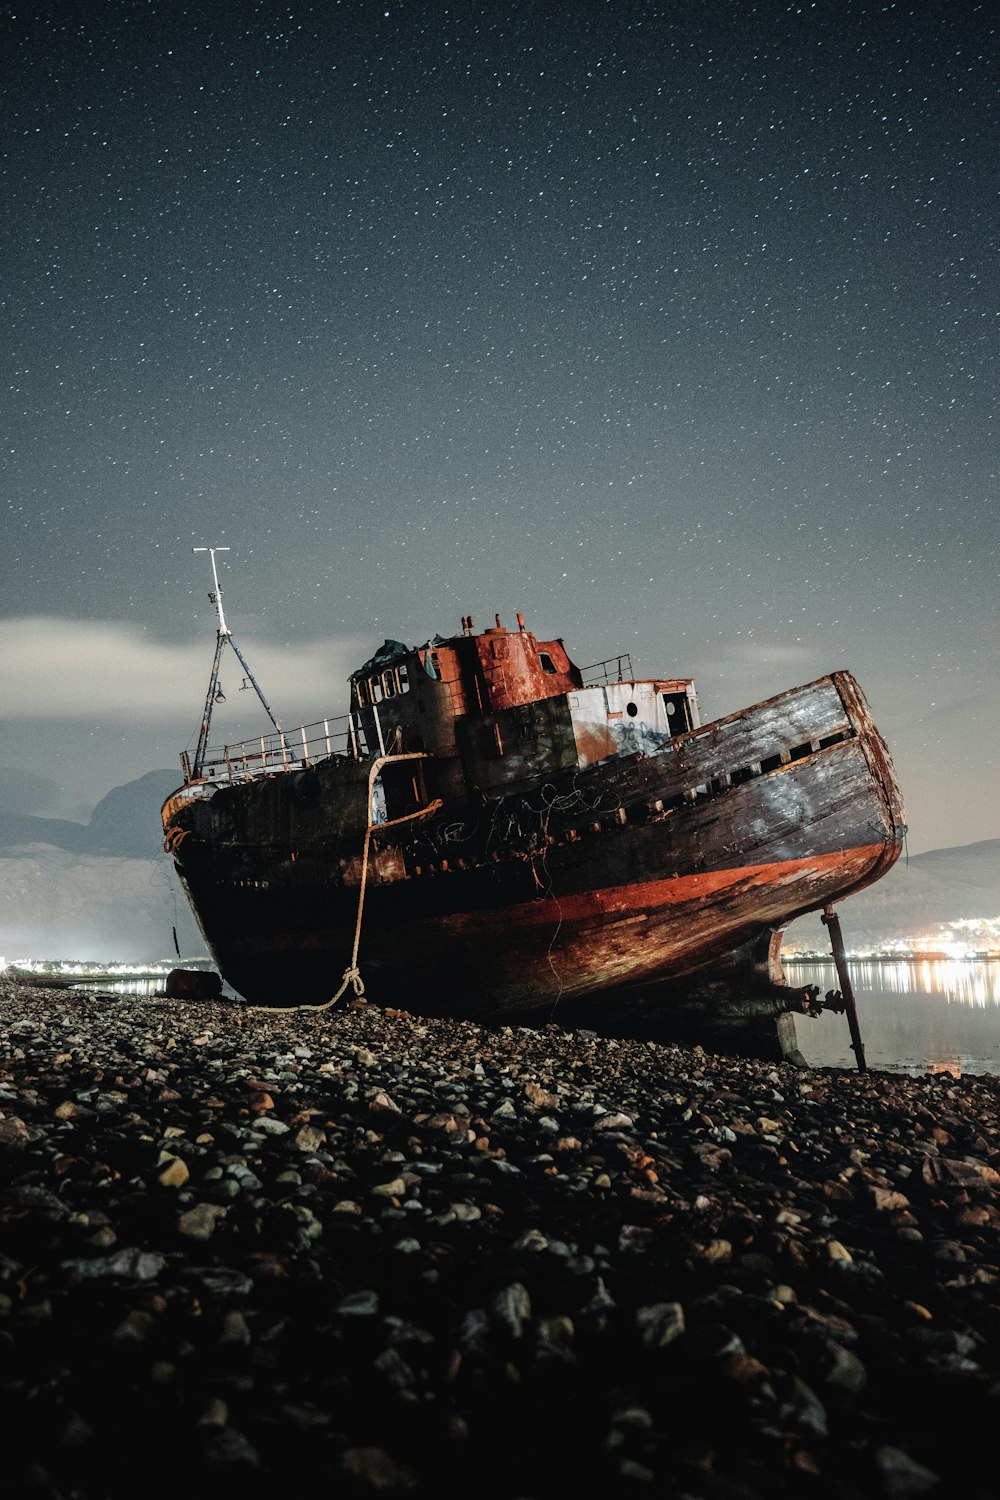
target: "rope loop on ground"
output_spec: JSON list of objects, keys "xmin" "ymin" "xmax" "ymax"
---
[{"xmin": 329, "ymin": 963, "xmax": 366, "ymax": 1007}]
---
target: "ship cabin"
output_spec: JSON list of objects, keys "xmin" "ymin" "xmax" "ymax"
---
[{"xmin": 348, "ymin": 614, "xmax": 699, "ymax": 800}]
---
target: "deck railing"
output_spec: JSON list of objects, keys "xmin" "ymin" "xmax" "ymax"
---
[
  {"xmin": 581, "ymin": 653, "xmax": 634, "ymax": 685},
  {"xmin": 181, "ymin": 712, "xmax": 358, "ymax": 785}
]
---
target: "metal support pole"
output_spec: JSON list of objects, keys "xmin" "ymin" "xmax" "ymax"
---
[
  {"xmin": 227, "ymin": 633, "xmax": 282, "ymax": 737},
  {"xmin": 193, "ymin": 630, "xmax": 226, "ymax": 778},
  {"xmin": 822, "ymin": 903, "xmax": 867, "ymax": 1072},
  {"xmin": 190, "ymin": 547, "xmax": 282, "ymax": 771}
]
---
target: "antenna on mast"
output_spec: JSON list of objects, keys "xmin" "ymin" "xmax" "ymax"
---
[
  {"xmin": 191, "ymin": 546, "xmax": 283, "ymax": 778},
  {"xmin": 194, "ymin": 544, "xmax": 231, "ymax": 635}
]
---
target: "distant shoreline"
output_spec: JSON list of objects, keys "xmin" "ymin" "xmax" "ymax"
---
[{"xmin": 784, "ymin": 952, "xmax": 1000, "ymax": 964}]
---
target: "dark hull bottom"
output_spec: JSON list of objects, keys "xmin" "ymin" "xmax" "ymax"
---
[{"xmin": 179, "ymin": 843, "xmax": 882, "ymax": 1044}]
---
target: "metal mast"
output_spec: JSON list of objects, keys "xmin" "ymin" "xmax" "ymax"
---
[{"xmin": 191, "ymin": 546, "xmax": 283, "ymax": 778}]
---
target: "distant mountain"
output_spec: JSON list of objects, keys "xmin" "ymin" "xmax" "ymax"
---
[
  {"xmin": 0, "ymin": 813, "xmax": 90, "ymax": 852},
  {"xmin": 0, "ymin": 769, "xmax": 179, "ymax": 859},
  {"xmin": 783, "ymin": 840, "xmax": 1000, "ymax": 952},
  {"xmin": 0, "ymin": 769, "xmax": 204, "ymax": 963},
  {"xmin": 86, "ymin": 770, "xmax": 181, "ymax": 858}
]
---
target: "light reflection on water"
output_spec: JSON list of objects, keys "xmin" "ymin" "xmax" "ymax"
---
[
  {"xmin": 84, "ymin": 977, "xmax": 170, "ymax": 996},
  {"xmin": 786, "ymin": 959, "xmax": 1000, "ymax": 1077},
  {"xmin": 67, "ymin": 975, "xmax": 199, "ymax": 997}
]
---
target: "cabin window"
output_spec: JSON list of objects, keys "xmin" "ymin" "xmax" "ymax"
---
[
  {"xmin": 371, "ymin": 677, "xmax": 384, "ymax": 704},
  {"xmin": 382, "ymin": 669, "xmax": 397, "ymax": 700},
  {"xmin": 398, "ymin": 663, "xmax": 410, "ymax": 694},
  {"xmin": 355, "ymin": 679, "xmax": 369, "ymax": 707},
  {"xmin": 538, "ymin": 652, "xmax": 557, "ymax": 674},
  {"xmin": 663, "ymin": 694, "xmax": 693, "ymax": 733}
]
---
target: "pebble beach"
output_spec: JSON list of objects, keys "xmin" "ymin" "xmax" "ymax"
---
[{"xmin": 3, "ymin": 974, "xmax": 1000, "ymax": 1499}]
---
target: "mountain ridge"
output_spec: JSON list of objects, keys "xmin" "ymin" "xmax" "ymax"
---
[
  {"xmin": 784, "ymin": 839, "xmax": 1000, "ymax": 952},
  {"xmin": 0, "ymin": 770, "xmax": 179, "ymax": 861}
]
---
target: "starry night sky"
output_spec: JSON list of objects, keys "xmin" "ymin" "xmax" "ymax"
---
[{"xmin": 2, "ymin": 0, "xmax": 996, "ymax": 852}]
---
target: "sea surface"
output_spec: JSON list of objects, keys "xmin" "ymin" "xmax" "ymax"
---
[{"xmin": 786, "ymin": 958, "xmax": 1000, "ymax": 1077}]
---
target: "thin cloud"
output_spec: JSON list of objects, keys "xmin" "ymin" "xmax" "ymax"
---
[
  {"xmin": 0, "ymin": 616, "xmax": 363, "ymax": 722},
  {"xmin": 729, "ymin": 642, "xmax": 823, "ymax": 666}
]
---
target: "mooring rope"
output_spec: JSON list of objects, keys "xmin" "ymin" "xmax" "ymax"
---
[
  {"xmin": 246, "ymin": 819, "xmax": 372, "ymax": 1016},
  {"xmin": 245, "ymin": 759, "xmax": 440, "ymax": 1015},
  {"xmin": 310, "ymin": 817, "xmax": 375, "ymax": 1011}
]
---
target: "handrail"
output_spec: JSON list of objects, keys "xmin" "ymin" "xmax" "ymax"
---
[
  {"xmin": 581, "ymin": 653, "xmax": 634, "ymax": 685},
  {"xmin": 180, "ymin": 710, "xmax": 358, "ymax": 786}
]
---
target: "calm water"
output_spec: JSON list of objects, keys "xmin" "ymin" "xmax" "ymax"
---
[
  {"xmin": 75, "ymin": 976, "xmax": 171, "ymax": 996},
  {"xmin": 786, "ymin": 959, "xmax": 1000, "ymax": 1076}
]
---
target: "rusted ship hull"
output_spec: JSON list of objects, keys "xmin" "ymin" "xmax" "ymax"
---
[{"xmin": 164, "ymin": 669, "xmax": 904, "ymax": 1026}]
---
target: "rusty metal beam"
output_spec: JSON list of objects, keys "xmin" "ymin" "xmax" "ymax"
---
[{"xmin": 822, "ymin": 903, "xmax": 867, "ymax": 1072}]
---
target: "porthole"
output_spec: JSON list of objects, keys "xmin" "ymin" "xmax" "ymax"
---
[{"xmin": 626, "ymin": 702, "xmax": 638, "ymax": 718}]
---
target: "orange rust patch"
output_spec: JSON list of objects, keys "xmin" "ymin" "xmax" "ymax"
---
[{"xmin": 439, "ymin": 843, "xmax": 888, "ymax": 933}]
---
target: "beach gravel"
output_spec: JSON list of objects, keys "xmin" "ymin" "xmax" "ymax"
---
[{"xmin": 3, "ymin": 974, "xmax": 1000, "ymax": 1498}]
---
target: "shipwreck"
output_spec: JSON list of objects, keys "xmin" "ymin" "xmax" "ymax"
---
[{"xmin": 163, "ymin": 553, "xmax": 905, "ymax": 1061}]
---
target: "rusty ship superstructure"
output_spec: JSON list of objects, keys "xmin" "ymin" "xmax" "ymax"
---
[{"xmin": 162, "ymin": 599, "xmax": 905, "ymax": 1059}]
